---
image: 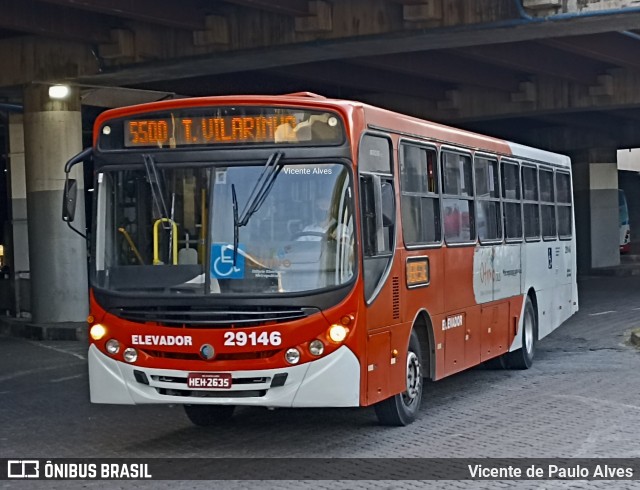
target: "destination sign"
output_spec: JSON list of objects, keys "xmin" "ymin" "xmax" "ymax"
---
[{"xmin": 120, "ymin": 108, "xmax": 343, "ymax": 148}]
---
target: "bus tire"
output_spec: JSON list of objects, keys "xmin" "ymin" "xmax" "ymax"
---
[
  {"xmin": 506, "ymin": 296, "xmax": 537, "ymax": 370},
  {"xmin": 374, "ymin": 329, "xmax": 423, "ymax": 426},
  {"xmin": 183, "ymin": 404, "xmax": 235, "ymax": 426},
  {"xmin": 483, "ymin": 356, "xmax": 507, "ymax": 370}
]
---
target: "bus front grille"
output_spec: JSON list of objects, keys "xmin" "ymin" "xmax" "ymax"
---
[
  {"xmin": 140, "ymin": 349, "xmax": 280, "ymax": 361},
  {"xmin": 113, "ymin": 305, "xmax": 316, "ymax": 328},
  {"xmin": 156, "ymin": 388, "xmax": 267, "ymax": 398}
]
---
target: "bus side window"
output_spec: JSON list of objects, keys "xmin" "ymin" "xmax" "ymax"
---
[
  {"xmin": 501, "ymin": 161, "xmax": 522, "ymax": 241},
  {"xmin": 556, "ymin": 171, "xmax": 572, "ymax": 238},
  {"xmin": 539, "ymin": 167, "xmax": 556, "ymax": 239},
  {"xmin": 442, "ymin": 151, "xmax": 474, "ymax": 243},
  {"xmin": 361, "ymin": 175, "xmax": 377, "ymax": 256},
  {"xmin": 360, "ymin": 175, "xmax": 394, "ymax": 256},
  {"xmin": 400, "ymin": 143, "xmax": 441, "ymax": 246},
  {"xmin": 522, "ymin": 165, "xmax": 540, "ymax": 240},
  {"xmin": 474, "ymin": 156, "xmax": 501, "ymax": 243}
]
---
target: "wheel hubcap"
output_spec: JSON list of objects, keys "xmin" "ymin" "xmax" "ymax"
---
[
  {"xmin": 524, "ymin": 309, "xmax": 534, "ymax": 354},
  {"xmin": 403, "ymin": 351, "xmax": 421, "ymax": 405}
]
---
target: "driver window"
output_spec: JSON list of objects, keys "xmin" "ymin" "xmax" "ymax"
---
[{"xmin": 359, "ymin": 133, "xmax": 395, "ymax": 302}]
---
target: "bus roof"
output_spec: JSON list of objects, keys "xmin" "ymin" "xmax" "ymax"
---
[
  {"xmin": 95, "ymin": 92, "xmax": 571, "ymax": 168},
  {"xmin": 360, "ymin": 104, "xmax": 570, "ymax": 168}
]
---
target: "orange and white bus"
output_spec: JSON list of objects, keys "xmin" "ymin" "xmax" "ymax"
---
[{"xmin": 63, "ymin": 93, "xmax": 578, "ymax": 426}]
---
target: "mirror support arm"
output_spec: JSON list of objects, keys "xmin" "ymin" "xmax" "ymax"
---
[
  {"xmin": 67, "ymin": 219, "xmax": 87, "ymax": 240},
  {"xmin": 64, "ymin": 147, "xmax": 92, "ymax": 174}
]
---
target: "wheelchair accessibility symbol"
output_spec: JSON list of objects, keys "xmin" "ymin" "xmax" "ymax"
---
[{"xmin": 211, "ymin": 243, "xmax": 245, "ymax": 279}]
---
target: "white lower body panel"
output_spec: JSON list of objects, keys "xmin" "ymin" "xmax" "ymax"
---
[{"xmin": 88, "ymin": 344, "xmax": 361, "ymax": 407}]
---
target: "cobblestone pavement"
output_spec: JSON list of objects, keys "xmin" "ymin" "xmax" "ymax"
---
[{"xmin": 1, "ymin": 276, "xmax": 640, "ymax": 489}]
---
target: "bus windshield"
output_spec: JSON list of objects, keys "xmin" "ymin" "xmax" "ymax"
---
[{"xmin": 93, "ymin": 161, "xmax": 356, "ymax": 295}]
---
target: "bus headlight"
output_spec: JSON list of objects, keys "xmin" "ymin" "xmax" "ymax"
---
[
  {"xmin": 285, "ymin": 348, "xmax": 301, "ymax": 365},
  {"xmin": 105, "ymin": 339, "xmax": 120, "ymax": 355},
  {"xmin": 328, "ymin": 324, "xmax": 348, "ymax": 343},
  {"xmin": 90, "ymin": 324, "xmax": 107, "ymax": 341},
  {"xmin": 309, "ymin": 340, "xmax": 324, "ymax": 356},
  {"xmin": 123, "ymin": 348, "xmax": 138, "ymax": 363}
]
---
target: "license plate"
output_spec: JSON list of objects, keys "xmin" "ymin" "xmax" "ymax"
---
[{"xmin": 187, "ymin": 373, "xmax": 232, "ymax": 389}]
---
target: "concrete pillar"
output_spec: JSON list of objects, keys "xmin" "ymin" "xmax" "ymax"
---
[
  {"xmin": 7, "ymin": 114, "xmax": 31, "ymax": 314},
  {"xmin": 8, "ymin": 114, "xmax": 29, "ymax": 274},
  {"xmin": 571, "ymin": 148, "xmax": 620, "ymax": 274},
  {"xmin": 23, "ymin": 85, "xmax": 88, "ymax": 323}
]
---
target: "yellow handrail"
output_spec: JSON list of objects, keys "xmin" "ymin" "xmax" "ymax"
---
[
  {"xmin": 199, "ymin": 189, "xmax": 206, "ymax": 262},
  {"xmin": 118, "ymin": 227, "xmax": 144, "ymax": 265},
  {"xmin": 153, "ymin": 218, "xmax": 178, "ymax": 265}
]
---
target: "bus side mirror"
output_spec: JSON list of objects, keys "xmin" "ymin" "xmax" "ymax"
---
[{"xmin": 62, "ymin": 178, "xmax": 78, "ymax": 223}]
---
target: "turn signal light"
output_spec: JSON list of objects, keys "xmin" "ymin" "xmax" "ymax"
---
[{"xmin": 340, "ymin": 315, "xmax": 353, "ymax": 326}]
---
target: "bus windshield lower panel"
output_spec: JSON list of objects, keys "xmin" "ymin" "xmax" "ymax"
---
[{"xmin": 93, "ymin": 162, "xmax": 355, "ymax": 296}]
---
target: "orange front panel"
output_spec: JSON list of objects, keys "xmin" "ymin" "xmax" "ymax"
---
[{"xmin": 88, "ymin": 287, "xmax": 364, "ymax": 374}]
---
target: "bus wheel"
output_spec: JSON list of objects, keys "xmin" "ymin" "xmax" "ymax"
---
[
  {"xmin": 506, "ymin": 296, "xmax": 537, "ymax": 370},
  {"xmin": 483, "ymin": 356, "xmax": 507, "ymax": 370},
  {"xmin": 183, "ymin": 405, "xmax": 235, "ymax": 426},
  {"xmin": 374, "ymin": 329, "xmax": 423, "ymax": 426}
]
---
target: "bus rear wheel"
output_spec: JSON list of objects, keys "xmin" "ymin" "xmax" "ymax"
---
[
  {"xmin": 374, "ymin": 329, "xmax": 423, "ymax": 426},
  {"xmin": 184, "ymin": 404, "xmax": 235, "ymax": 426},
  {"xmin": 506, "ymin": 296, "xmax": 537, "ymax": 370}
]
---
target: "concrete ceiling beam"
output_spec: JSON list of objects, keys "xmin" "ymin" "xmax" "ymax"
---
[
  {"xmin": 222, "ymin": 0, "xmax": 311, "ymax": 16},
  {"xmin": 294, "ymin": 1, "xmax": 332, "ymax": 33},
  {"xmin": 0, "ymin": 37, "xmax": 99, "ymax": 87},
  {"xmin": 0, "ymin": 0, "xmax": 114, "ymax": 43},
  {"xmin": 353, "ymin": 51, "xmax": 524, "ymax": 92},
  {"xmin": 34, "ymin": 0, "xmax": 208, "ymax": 30},
  {"xmin": 269, "ymin": 61, "xmax": 449, "ymax": 99},
  {"xmin": 74, "ymin": 9, "xmax": 640, "ymax": 86},
  {"xmin": 437, "ymin": 69, "xmax": 640, "ymax": 123},
  {"xmin": 453, "ymin": 42, "xmax": 609, "ymax": 84},
  {"xmin": 540, "ymin": 32, "xmax": 640, "ymax": 71},
  {"xmin": 193, "ymin": 16, "xmax": 231, "ymax": 47}
]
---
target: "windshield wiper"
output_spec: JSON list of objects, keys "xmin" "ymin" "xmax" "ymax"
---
[
  {"xmin": 231, "ymin": 183, "xmax": 240, "ymax": 266},
  {"xmin": 230, "ymin": 151, "xmax": 284, "ymax": 266},
  {"xmin": 238, "ymin": 152, "xmax": 284, "ymax": 226},
  {"xmin": 143, "ymin": 154, "xmax": 170, "ymax": 226}
]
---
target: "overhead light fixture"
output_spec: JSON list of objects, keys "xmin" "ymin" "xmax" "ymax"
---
[{"xmin": 49, "ymin": 84, "xmax": 70, "ymax": 100}]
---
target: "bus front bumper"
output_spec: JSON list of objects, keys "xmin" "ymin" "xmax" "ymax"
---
[{"xmin": 88, "ymin": 344, "xmax": 360, "ymax": 407}]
